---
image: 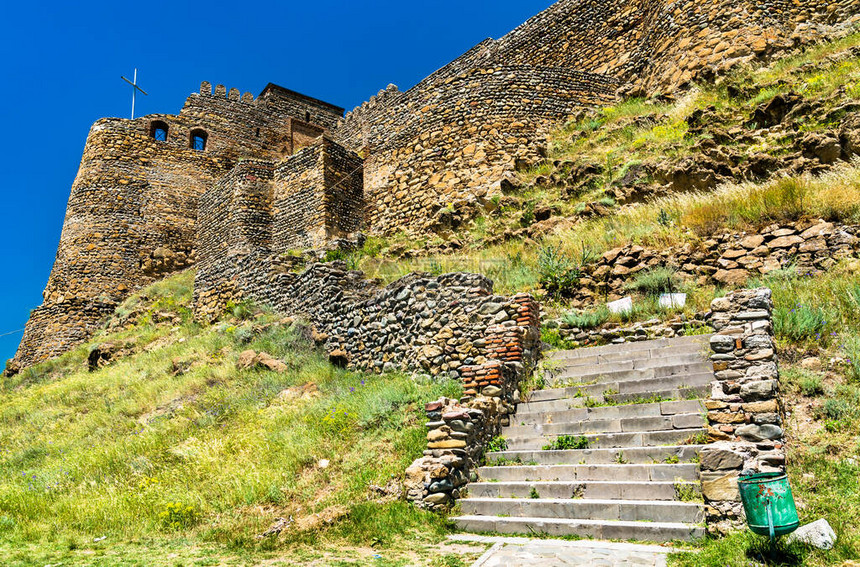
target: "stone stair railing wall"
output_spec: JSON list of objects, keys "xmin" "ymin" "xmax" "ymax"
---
[
  {"xmin": 700, "ymin": 287, "xmax": 784, "ymax": 535},
  {"xmin": 402, "ymin": 293, "xmax": 541, "ymax": 510}
]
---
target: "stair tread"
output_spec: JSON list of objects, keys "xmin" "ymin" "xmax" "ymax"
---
[
  {"xmin": 461, "ymin": 496, "xmax": 702, "ymax": 506},
  {"xmin": 469, "ymin": 480, "xmax": 699, "ymax": 486},
  {"xmin": 453, "ymin": 514, "xmax": 704, "ymax": 528},
  {"xmin": 548, "ymin": 335, "xmax": 711, "ymax": 358}
]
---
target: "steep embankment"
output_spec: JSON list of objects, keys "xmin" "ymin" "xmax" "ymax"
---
[{"xmin": 0, "ymin": 271, "xmax": 479, "ymax": 566}]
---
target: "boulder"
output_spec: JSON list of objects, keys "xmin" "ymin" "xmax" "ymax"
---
[{"xmin": 787, "ymin": 519, "xmax": 837, "ymax": 550}]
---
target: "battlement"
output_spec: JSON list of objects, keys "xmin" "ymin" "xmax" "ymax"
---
[{"xmin": 199, "ymin": 80, "xmax": 256, "ymax": 103}]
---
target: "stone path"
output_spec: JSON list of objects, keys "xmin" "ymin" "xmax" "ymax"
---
[
  {"xmin": 450, "ymin": 535, "xmax": 676, "ymax": 566},
  {"xmin": 453, "ymin": 335, "xmax": 712, "ymax": 541}
]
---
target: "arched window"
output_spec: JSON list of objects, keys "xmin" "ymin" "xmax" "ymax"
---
[
  {"xmin": 190, "ymin": 129, "xmax": 208, "ymax": 151},
  {"xmin": 150, "ymin": 121, "xmax": 168, "ymax": 142}
]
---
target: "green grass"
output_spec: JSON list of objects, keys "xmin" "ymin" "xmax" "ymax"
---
[
  {"xmin": 0, "ymin": 272, "xmax": 465, "ymax": 565},
  {"xmin": 541, "ymin": 435, "xmax": 589, "ymax": 451}
]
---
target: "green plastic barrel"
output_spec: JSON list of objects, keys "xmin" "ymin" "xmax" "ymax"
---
[{"xmin": 738, "ymin": 472, "xmax": 800, "ymax": 538}]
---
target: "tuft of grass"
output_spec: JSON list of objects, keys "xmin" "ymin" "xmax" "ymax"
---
[
  {"xmin": 542, "ymin": 435, "xmax": 589, "ymax": 451},
  {"xmin": 623, "ymin": 266, "xmax": 683, "ymax": 297},
  {"xmin": 561, "ymin": 306, "xmax": 610, "ymax": 329},
  {"xmin": 485, "ymin": 436, "xmax": 508, "ymax": 454}
]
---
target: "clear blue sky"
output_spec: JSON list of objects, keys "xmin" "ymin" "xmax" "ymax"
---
[{"xmin": 0, "ymin": 0, "xmax": 553, "ymax": 363}]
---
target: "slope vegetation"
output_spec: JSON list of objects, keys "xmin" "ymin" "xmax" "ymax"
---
[{"xmin": 0, "ymin": 271, "xmax": 475, "ymax": 566}]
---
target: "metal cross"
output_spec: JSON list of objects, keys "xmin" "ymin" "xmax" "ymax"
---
[{"xmin": 121, "ymin": 68, "xmax": 149, "ymax": 119}]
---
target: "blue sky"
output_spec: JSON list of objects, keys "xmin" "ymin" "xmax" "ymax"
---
[{"xmin": 0, "ymin": 0, "xmax": 553, "ymax": 363}]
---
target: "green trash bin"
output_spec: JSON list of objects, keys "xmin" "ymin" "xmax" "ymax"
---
[{"xmin": 738, "ymin": 472, "xmax": 800, "ymax": 538}]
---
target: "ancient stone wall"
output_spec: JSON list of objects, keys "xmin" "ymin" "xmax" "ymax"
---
[
  {"xmin": 14, "ymin": 83, "xmax": 341, "ymax": 369},
  {"xmin": 404, "ymin": 294, "xmax": 541, "ymax": 510},
  {"xmin": 335, "ymin": 67, "xmax": 619, "ymax": 235},
  {"xmin": 331, "ymin": 0, "xmax": 856, "ymax": 237},
  {"xmin": 700, "ymin": 288, "xmax": 785, "ymax": 534},
  {"xmin": 16, "ymin": 0, "xmax": 860, "ymax": 370}
]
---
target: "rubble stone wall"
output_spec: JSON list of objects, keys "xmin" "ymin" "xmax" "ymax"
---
[
  {"xmin": 336, "ymin": 67, "xmax": 619, "ymax": 235},
  {"xmin": 571, "ymin": 221, "xmax": 859, "ymax": 306},
  {"xmin": 700, "ymin": 288, "xmax": 785, "ymax": 534}
]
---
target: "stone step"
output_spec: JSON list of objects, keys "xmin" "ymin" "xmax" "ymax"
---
[
  {"xmin": 452, "ymin": 515, "xmax": 705, "ymax": 542},
  {"xmin": 467, "ymin": 480, "xmax": 700, "ymax": 501},
  {"xmin": 503, "ymin": 413, "xmax": 705, "ymax": 437},
  {"xmin": 476, "ymin": 463, "xmax": 699, "ymax": 483},
  {"xmin": 551, "ymin": 354, "xmax": 708, "ymax": 378},
  {"xmin": 505, "ymin": 428, "xmax": 706, "ymax": 451},
  {"xmin": 548, "ymin": 335, "xmax": 711, "ymax": 360},
  {"xmin": 485, "ymin": 444, "xmax": 704, "ymax": 466},
  {"xmin": 458, "ymin": 497, "xmax": 705, "ymax": 524},
  {"xmin": 550, "ymin": 361, "xmax": 713, "ymax": 384},
  {"xmin": 519, "ymin": 375, "xmax": 712, "ymax": 412},
  {"xmin": 547, "ymin": 345, "xmax": 706, "ymax": 367},
  {"xmin": 517, "ymin": 387, "xmax": 708, "ymax": 413},
  {"xmin": 514, "ymin": 399, "xmax": 704, "ymax": 426}
]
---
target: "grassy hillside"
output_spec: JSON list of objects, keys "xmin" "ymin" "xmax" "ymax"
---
[
  {"xmin": 348, "ymin": 32, "xmax": 860, "ymax": 318},
  {"xmin": 0, "ymin": 271, "xmax": 478, "ymax": 566}
]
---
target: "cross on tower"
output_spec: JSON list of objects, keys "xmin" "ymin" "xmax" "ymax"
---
[{"xmin": 121, "ymin": 68, "xmax": 148, "ymax": 119}]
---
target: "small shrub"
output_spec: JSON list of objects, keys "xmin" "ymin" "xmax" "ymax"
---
[
  {"xmin": 562, "ymin": 306, "xmax": 610, "ymax": 330},
  {"xmin": 674, "ymin": 480, "xmax": 702, "ymax": 502},
  {"xmin": 842, "ymin": 337, "xmax": 860, "ymax": 382},
  {"xmin": 324, "ymin": 248, "xmax": 349, "ymax": 263},
  {"xmin": 159, "ymin": 501, "xmax": 200, "ymax": 530},
  {"xmin": 485, "ymin": 436, "xmax": 508, "ymax": 454},
  {"xmin": 815, "ymin": 396, "xmax": 859, "ymax": 425},
  {"xmin": 800, "ymin": 375, "xmax": 825, "ymax": 397},
  {"xmin": 774, "ymin": 303, "xmax": 833, "ymax": 342},
  {"xmin": 529, "ymin": 487, "xmax": 540, "ymax": 499},
  {"xmin": 537, "ymin": 244, "xmax": 580, "ymax": 297},
  {"xmin": 541, "ymin": 327, "xmax": 577, "ymax": 350},
  {"xmin": 542, "ymin": 435, "xmax": 589, "ymax": 451}
]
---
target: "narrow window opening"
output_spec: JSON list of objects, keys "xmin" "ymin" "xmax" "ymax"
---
[
  {"xmin": 304, "ymin": 111, "xmax": 310, "ymax": 122},
  {"xmin": 255, "ymin": 127, "xmax": 260, "ymax": 137},
  {"xmin": 150, "ymin": 120, "xmax": 169, "ymax": 142},
  {"xmin": 190, "ymin": 129, "xmax": 208, "ymax": 151}
]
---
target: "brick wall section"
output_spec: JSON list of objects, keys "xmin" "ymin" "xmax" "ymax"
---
[{"xmin": 700, "ymin": 288, "xmax": 785, "ymax": 535}]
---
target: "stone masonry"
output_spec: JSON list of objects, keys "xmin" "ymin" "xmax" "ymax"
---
[
  {"xmin": 701, "ymin": 288, "xmax": 785, "ymax": 534},
  {"xmin": 14, "ymin": 0, "xmax": 860, "ymax": 368}
]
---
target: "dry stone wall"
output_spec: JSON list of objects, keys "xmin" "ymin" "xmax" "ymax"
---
[
  {"xmin": 570, "ymin": 220, "xmax": 859, "ymax": 306},
  {"xmin": 700, "ymin": 288, "xmax": 785, "ymax": 534}
]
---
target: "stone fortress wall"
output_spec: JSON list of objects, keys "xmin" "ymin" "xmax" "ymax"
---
[
  {"xmin": 14, "ymin": 84, "xmax": 345, "ymax": 368},
  {"xmin": 14, "ymin": 0, "xmax": 860, "ymax": 368},
  {"xmin": 331, "ymin": 0, "xmax": 860, "ymax": 235}
]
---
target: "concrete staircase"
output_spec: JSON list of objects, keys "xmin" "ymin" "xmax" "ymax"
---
[{"xmin": 453, "ymin": 335, "xmax": 711, "ymax": 542}]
